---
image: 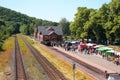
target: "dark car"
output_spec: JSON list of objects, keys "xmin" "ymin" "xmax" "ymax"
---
[
  {"xmin": 70, "ymin": 41, "xmax": 80, "ymax": 51},
  {"xmin": 112, "ymin": 42, "xmax": 120, "ymax": 45}
]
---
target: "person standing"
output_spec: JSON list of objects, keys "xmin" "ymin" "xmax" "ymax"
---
[{"xmin": 116, "ymin": 55, "xmax": 119, "ymax": 65}]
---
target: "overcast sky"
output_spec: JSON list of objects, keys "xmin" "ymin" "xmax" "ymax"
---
[{"xmin": 0, "ymin": 0, "xmax": 111, "ymax": 22}]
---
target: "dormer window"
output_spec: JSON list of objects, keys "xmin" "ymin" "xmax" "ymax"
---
[{"xmin": 47, "ymin": 27, "xmax": 55, "ymax": 31}]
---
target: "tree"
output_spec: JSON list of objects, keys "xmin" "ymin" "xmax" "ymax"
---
[
  {"xmin": 70, "ymin": 0, "xmax": 120, "ymax": 44},
  {"xmin": 70, "ymin": 7, "xmax": 95, "ymax": 39},
  {"xmin": 59, "ymin": 18, "xmax": 70, "ymax": 36},
  {"xmin": 20, "ymin": 25, "xmax": 28, "ymax": 35}
]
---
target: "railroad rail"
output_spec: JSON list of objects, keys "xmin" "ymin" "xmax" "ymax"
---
[
  {"xmin": 14, "ymin": 36, "xmax": 28, "ymax": 80},
  {"xmin": 21, "ymin": 36, "xmax": 67, "ymax": 80},
  {"xmin": 50, "ymin": 47, "xmax": 108, "ymax": 79}
]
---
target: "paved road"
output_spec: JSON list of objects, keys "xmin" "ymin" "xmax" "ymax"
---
[{"xmin": 54, "ymin": 46, "xmax": 120, "ymax": 73}]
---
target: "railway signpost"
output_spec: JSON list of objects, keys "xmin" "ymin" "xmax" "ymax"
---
[{"xmin": 73, "ymin": 63, "xmax": 76, "ymax": 80}]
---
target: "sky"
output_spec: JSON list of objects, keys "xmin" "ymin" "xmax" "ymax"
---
[{"xmin": 0, "ymin": 0, "xmax": 111, "ymax": 22}]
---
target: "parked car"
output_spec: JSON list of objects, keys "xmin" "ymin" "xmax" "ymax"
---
[
  {"xmin": 70, "ymin": 41, "xmax": 80, "ymax": 51},
  {"xmin": 112, "ymin": 42, "xmax": 120, "ymax": 45},
  {"xmin": 64, "ymin": 41, "xmax": 80, "ymax": 51}
]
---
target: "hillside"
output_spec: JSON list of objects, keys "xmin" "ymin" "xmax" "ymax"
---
[{"xmin": 0, "ymin": 6, "xmax": 58, "ymax": 50}]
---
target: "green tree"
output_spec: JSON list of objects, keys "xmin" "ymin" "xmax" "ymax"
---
[{"xmin": 70, "ymin": 7, "xmax": 95, "ymax": 39}]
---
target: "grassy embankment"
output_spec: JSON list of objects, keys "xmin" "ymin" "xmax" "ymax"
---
[
  {"xmin": 0, "ymin": 36, "xmax": 14, "ymax": 72},
  {"xmin": 17, "ymin": 34, "xmax": 49, "ymax": 80},
  {"xmin": 24, "ymin": 35, "xmax": 92, "ymax": 80}
]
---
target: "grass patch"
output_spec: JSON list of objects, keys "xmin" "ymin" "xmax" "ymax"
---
[
  {"xmin": 17, "ymin": 34, "xmax": 27, "ymax": 52},
  {"xmin": 23, "ymin": 35, "xmax": 34, "ymax": 44},
  {"xmin": 0, "ymin": 36, "xmax": 14, "ymax": 72},
  {"xmin": 24, "ymin": 50, "xmax": 46, "ymax": 80},
  {"xmin": 2, "ymin": 36, "xmax": 14, "ymax": 50}
]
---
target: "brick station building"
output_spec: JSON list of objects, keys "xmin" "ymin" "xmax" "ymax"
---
[{"xmin": 34, "ymin": 26, "xmax": 63, "ymax": 44}]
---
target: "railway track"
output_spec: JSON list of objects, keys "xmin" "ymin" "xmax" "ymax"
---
[
  {"xmin": 21, "ymin": 36, "xmax": 67, "ymax": 80},
  {"xmin": 14, "ymin": 35, "xmax": 28, "ymax": 80},
  {"xmin": 49, "ymin": 47, "xmax": 108, "ymax": 79}
]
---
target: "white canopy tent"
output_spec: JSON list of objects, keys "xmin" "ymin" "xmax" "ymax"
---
[{"xmin": 115, "ymin": 51, "xmax": 120, "ymax": 56}]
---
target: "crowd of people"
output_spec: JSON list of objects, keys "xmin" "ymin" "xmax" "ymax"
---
[
  {"xmin": 48, "ymin": 40, "xmax": 120, "ymax": 80},
  {"xmin": 51, "ymin": 40, "xmax": 120, "ymax": 66}
]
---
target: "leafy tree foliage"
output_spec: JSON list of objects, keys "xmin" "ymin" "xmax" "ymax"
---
[
  {"xmin": 70, "ymin": 0, "xmax": 120, "ymax": 44},
  {"xmin": 70, "ymin": 7, "xmax": 95, "ymax": 39}
]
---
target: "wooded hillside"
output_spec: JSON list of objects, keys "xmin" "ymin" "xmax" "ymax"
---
[{"xmin": 0, "ymin": 6, "xmax": 58, "ymax": 50}]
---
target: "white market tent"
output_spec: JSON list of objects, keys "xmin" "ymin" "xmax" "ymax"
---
[
  {"xmin": 115, "ymin": 52, "xmax": 120, "ymax": 56},
  {"xmin": 86, "ymin": 43, "xmax": 93, "ymax": 46},
  {"xmin": 94, "ymin": 45, "xmax": 104, "ymax": 48}
]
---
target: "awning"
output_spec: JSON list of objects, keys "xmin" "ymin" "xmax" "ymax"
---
[
  {"xmin": 98, "ymin": 47, "xmax": 113, "ymax": 51},
  {"xmin": 106, "ymin": 50, "xmax": 115, "ymax": 55}
]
